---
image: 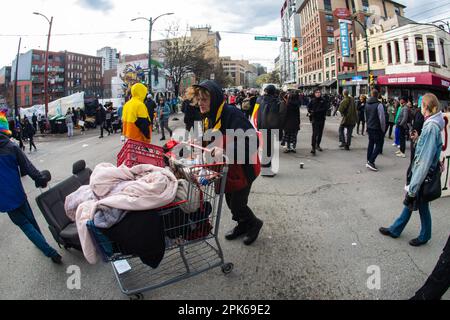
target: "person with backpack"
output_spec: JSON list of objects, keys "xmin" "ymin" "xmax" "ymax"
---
[
  {"xmin": 307, "ymin": 88, "xmax": 329, "ymax": 155},
  {"xmin": 338, "ymin": 89, "xmax": 358, "ymax": 151},
  {"xmin": 0, "ymin": 110, "xmax": 62, "ymax": 264},
  {"xmin": 242, "ymin": 90, "xmax": 257, "ymax": 120},
  {"xmin": 379, "ymin": 93, "xmax": 445, "ymax": 247},
  {"xmin": 365, "ymin": 89, "xmax": 386, "ymax": 172},
  {"xmin": 256, "ymin": 85, "xmax": 286, "ymax": 177}
]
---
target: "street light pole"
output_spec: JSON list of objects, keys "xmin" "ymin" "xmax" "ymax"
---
[
  {"xmin": 131, "ymin": 13, "xmax": 174, "ymax": 94},
  {"xmin": 33, "ymin": 12, "xmax": 53, "ymax": 118},
  {"xmin": 14, "ymin": 37, "xmax": 22, "ymax": 120},
  {"xmin": 353, "ymin": 16, "xmax": 371, "ymax": 94}
]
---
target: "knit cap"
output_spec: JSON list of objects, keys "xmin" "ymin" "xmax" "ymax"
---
[{"xmin": 0, "ymin": 109, "xmax": 12, "ymax": 136}]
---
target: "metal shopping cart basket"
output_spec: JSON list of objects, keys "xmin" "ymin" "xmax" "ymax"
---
[{"xmin": 87, "ymin": 140, "xmax": 232, "ymax": 300}]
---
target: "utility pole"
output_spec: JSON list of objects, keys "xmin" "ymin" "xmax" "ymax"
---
[{"xmin": 14, "ymin": 37, "xmax": 21, "ymax": 120}]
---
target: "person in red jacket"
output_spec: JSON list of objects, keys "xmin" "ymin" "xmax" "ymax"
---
[{"xmin": 188, "ymin": 81, "xmax": 263, "ymax": 246}]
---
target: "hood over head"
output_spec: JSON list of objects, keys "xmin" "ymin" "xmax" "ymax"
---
[
  {"xmin": 367, "ymin": 96, "xmax": 380, "ymax": 104},
  {"xmin": 193, "ymin": 80, "xmax": 224, "ymax": 120},
  {"xmin": 131, "ymin": 83, "xmax": 148, "ymax": 102}
]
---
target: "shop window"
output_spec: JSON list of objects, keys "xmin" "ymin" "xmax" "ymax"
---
[
  {"xmin": 404, "ymin": 38, "xmax": 411, "ymax": 62},
  {"xmin": 416, "ymin": 37, "xmax": 425, "ymax": 61},
  {"xmin": 372, "ymin": 47, "xmax": 377, "ymax": 62},
  {"xmin": 394, "ymin": 41, "xmax": 400, "ymax": 63},
  {"xmin": 378, "ymin": 46, "xmax": 383, "ymax": 61},
  {"xmin": 427, "ymin": 38, "xmax": 436, "ymax": 62}
]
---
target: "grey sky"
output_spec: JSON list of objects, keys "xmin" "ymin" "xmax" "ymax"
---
[{"xmin": 0, "ymin": 0, "xmax": 447, "ymax": 71}]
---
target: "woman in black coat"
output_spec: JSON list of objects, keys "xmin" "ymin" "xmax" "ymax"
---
[{"xmin": 282, "ymin": 92, "xmax": 301, "ymax": 153}]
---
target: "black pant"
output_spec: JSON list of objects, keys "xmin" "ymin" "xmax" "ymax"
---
[
  {"xmin": 357, "ymin": 120, "xmax": 365, "ymax": 135},
  {"xmin": 262, "ymin": 129, "xmax": 273, "ymax": 168},
  {"xmin": 339, "ymin": 125, "xmax": 354, "ymax": 147},
  {"xmin": 385, "ymin": 122, "xmax": 394, "ymax": 138},
  {"xmin": 100, "ymin": 122, "xmax": 110, "ymax": 137},
  {"xmin": 311, "ymin": 120, "xmax": 325, "ymax": 149},
  {"xmin": 411, "ymin": 235, "xmax": 450, "ymax": 300},
  {"xmin": 399, "ymin": 126, "xmax": 407, "ymax": 154},
  {"xmin": 29, "ymin": 136, "xmax": 36, "ymax": 151},
  {"xmin": 225, "ymin": 183, "xmax": 257, "ymax": 224},
  {"xmin": 367, "ymin": 129, "xmax": 384, "ymax": 164}
]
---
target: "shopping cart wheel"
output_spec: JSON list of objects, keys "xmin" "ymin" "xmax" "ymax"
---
[
  {"xmin": 129, "ymin": 293, "xmax": 144, "ymax": 301},
  {"xmin": 221, "ymin": 263, "xmax": 234, "ymax": 275}
]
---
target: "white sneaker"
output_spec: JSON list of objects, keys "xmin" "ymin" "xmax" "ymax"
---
[
  {"xmin": 392, "ymin": 143, "xmax": 397, "ymax": 146},
  {"xmin": 396, "ymin": 152, "xmax": 406, "ymax": 158},
  {"xmin": 395, "ymin": 150, "xmax": 401, "ymax": 154}
]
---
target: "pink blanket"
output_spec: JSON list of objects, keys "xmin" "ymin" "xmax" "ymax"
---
[{"xmin": 72, "ymin": 163, "xmax": 179, "ymax": 264}]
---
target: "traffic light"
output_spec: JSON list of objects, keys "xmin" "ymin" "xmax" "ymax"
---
[
  {"xmin": 292, "ymin": 38, "xmax": 300, "ymax": 52},
  {"xmin": 369, "ymin": 73, "xmax": 374, "ymax": 85}
]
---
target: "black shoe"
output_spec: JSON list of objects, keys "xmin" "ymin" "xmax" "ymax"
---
[
  {"xmin": 99, "ymin": 136, "xmax": 104, "ymax": 139},
  {"xmin": 291, "ymin": 149, "xmax": 297, "ymax": 153},
  {"xmin": 160, "ymin": 137, "xmax": 166, "ymax": 141},
  {"xmin": 345, "ymin": 146, "xmax": 350, "ymax": 151},
  {"xmin": 50, "ymin": 253, "xmax": 62, "ymax": 264},
  {"xmin": 366, "ymin": 162, "xmax": 379, "ymax": 172},
  {"xmin": 379, "ymin": 227, "xmax": 398, "ymax": 238},
  {"xmin": 317, "ymin": 146, "xmax": 323, "ymax": 152},
  {"xmin": 339, "ymin": 143, "xmax": 346, "ymax": 148},
  {"xmin": 243, "ymin": 219, "xmax": 263, "ymax": 246},
  {"xmin": 310, "ymin": 149, "xmax": 316, "ymax": 155},
  {"xmin": 409, "ymin": 238, "xmax": 428, "ymax": 247},
  {"xmin": 225, "ymin": 223, "xmax": 248, "ymax": 241}
]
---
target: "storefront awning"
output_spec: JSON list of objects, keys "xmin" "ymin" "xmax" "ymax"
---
[
  {"xmin": 377, "ymin": 72, "xmax": 450, "ymax": 90},
  {"xmin": 319, "ymin": 79, "xmax": 337, "ymax": 87}
]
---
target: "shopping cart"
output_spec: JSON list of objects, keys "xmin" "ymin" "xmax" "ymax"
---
[{"xmin": 88, "ymin": 140, "xmax": 232, "ymax": 300}]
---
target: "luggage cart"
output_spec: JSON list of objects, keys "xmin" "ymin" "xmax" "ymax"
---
[{"xmin": 88, "ymin": 140, "xmax": 232, "ymax": 300}]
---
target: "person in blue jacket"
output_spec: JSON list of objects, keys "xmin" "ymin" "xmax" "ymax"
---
[
  {"xmin": 0, "ymin": 110, "xmax": 62, "ymax": 264},
  {"xmin": 157, "ymin": 97, "xmax": 173, "ymax": 140}
]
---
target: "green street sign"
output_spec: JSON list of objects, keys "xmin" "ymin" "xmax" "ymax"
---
[{"xmin": 255, "ymin": 36, "xmax": 278, "ymax": 41}]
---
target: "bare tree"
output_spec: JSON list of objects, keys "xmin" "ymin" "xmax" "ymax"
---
[{"xmin": 162, "ymin": 25, "xmax": 212, "ymax": 97}]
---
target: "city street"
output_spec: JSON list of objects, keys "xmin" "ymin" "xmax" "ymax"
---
[{"xmin": 0, "ymin": 111, "xmax": 448, "ymax": 300}]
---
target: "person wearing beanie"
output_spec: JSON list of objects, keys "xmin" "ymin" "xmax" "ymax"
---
[{"xmin": 0, "ymin": 110, "xmax": 62, "ymax": 264}]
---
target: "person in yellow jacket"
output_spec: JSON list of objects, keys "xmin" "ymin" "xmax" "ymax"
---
[{"xmin": 122, "ymin": 83, "xmax": 152, "ymax": 143}]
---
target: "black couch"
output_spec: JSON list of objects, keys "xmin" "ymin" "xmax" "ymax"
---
[{"xmin": 36, "ymin": 160, "xmax": 92, "ymax": 250}]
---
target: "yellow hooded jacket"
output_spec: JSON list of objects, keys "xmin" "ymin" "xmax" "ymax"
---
[{"xmin": 122, "ymin": 83, "xmax": 152, "ymax": 143}]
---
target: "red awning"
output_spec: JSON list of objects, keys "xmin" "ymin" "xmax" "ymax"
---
[{"xmin": 377, "ymin": 72, "xmax": 450, "ymax": 89}]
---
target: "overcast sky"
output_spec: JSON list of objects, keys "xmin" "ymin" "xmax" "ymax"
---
[{"xmin": 0, "ymin": 0, "xmax": 448, "ymax": 71}]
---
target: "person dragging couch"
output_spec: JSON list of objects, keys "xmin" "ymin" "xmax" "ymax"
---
[{"xmin": 0, "ymin": 109, "xmax": 62, "ymax": 264}]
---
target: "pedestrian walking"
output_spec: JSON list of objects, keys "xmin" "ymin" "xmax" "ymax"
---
[
  {"xmin": 379, "ymin": 93, "xmax": 445, "ymax": 247},
  {"xmin": 0, "ymin": 112, "xmax": 62, "ymax": 264},
  {"xmin": 38, "ymin": 114, "xmax": 46, "ymax": 134},
  {"xmin": 182, "ymin": 98, "xmax": 201, "ymax": 132},
  {"xmin": 338, "ymin": 89, "xmax": 357, "ymax": 150},
  {"xmin": 410, "ymin": 234, "xmax": 450, "ymax": 300},
  {"xmin": 356, "ymin": 95, "xmax": 366, "ymax": 135},
  {"xmin": 187, "ymin": 80, "xmax": 263, "ymax": 246},
  {"xmin": 157, "ymin": 97, "xmax": 172, "ymax": 141},
  {"xmin": 105, "ymin": 105, "xmax": 113, "ymax": 136},
  {"xmin": 307, "ymin": 88, "xmax": 329, "ymax": 155},
  {"xmin": 24, "ymin": 117, "xmax": 37, "ymax": 153},
  {"xmin": 65, "ymin": 109, "xmax": 74, "ymax": 138},
  {"xmin": 31, "ymin": 113, "xmax": 38, "ymax": 133},
  {"xmin": 386, "ymin": 99, "xmax": 396, "ymax": 139},
  {"xmin": 281, "ymin": 92, "xmax": 301, "ymax": 153},
  {"xmin": 396, "ymin": 97, "xmax": 410, "ymax": 158},
  {"xmin": 365, "ymin": 89, "xmax": 386, "ymax": 172},
  {"xmin": 96, "ymin": 104, "xmax": 107, "ymax": 138}
]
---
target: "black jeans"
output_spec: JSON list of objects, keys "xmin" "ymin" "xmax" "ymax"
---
[
  {"xmin": 339, "ymin": 125, "xmax": 354, "ymax": 147},
  {"xmin": 399, "ymin": 126, "xmax": 407, "ymax": 154},
  {"xmin": 357, "ymin": 120, "xmax": 365, "ymax": 135},
  {"xmin": 367, "ymin": 129, "xmax": 384, "ymax": 164},
  {"xmin": 385, "ymin": 122, "xmax": 394, "ymax": 138},
  {"xmin": 311, "ymin": 120, "xmax": 325, "ymax": 149},
  {"xmin": 29, "ymin": 135, "xmax": 36, "ymax": 151},
  {"xmin": 411, "ymin": 235, "xmax": 450, "ymax": 300},
  {"xmin": 225, "ymin": 183, "xmax": 257, "ymax": 224}
]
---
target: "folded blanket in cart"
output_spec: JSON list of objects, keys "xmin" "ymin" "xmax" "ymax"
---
[{"xmin": 69, "ymin": 163, "xmax": 179, "ymax": 264}]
